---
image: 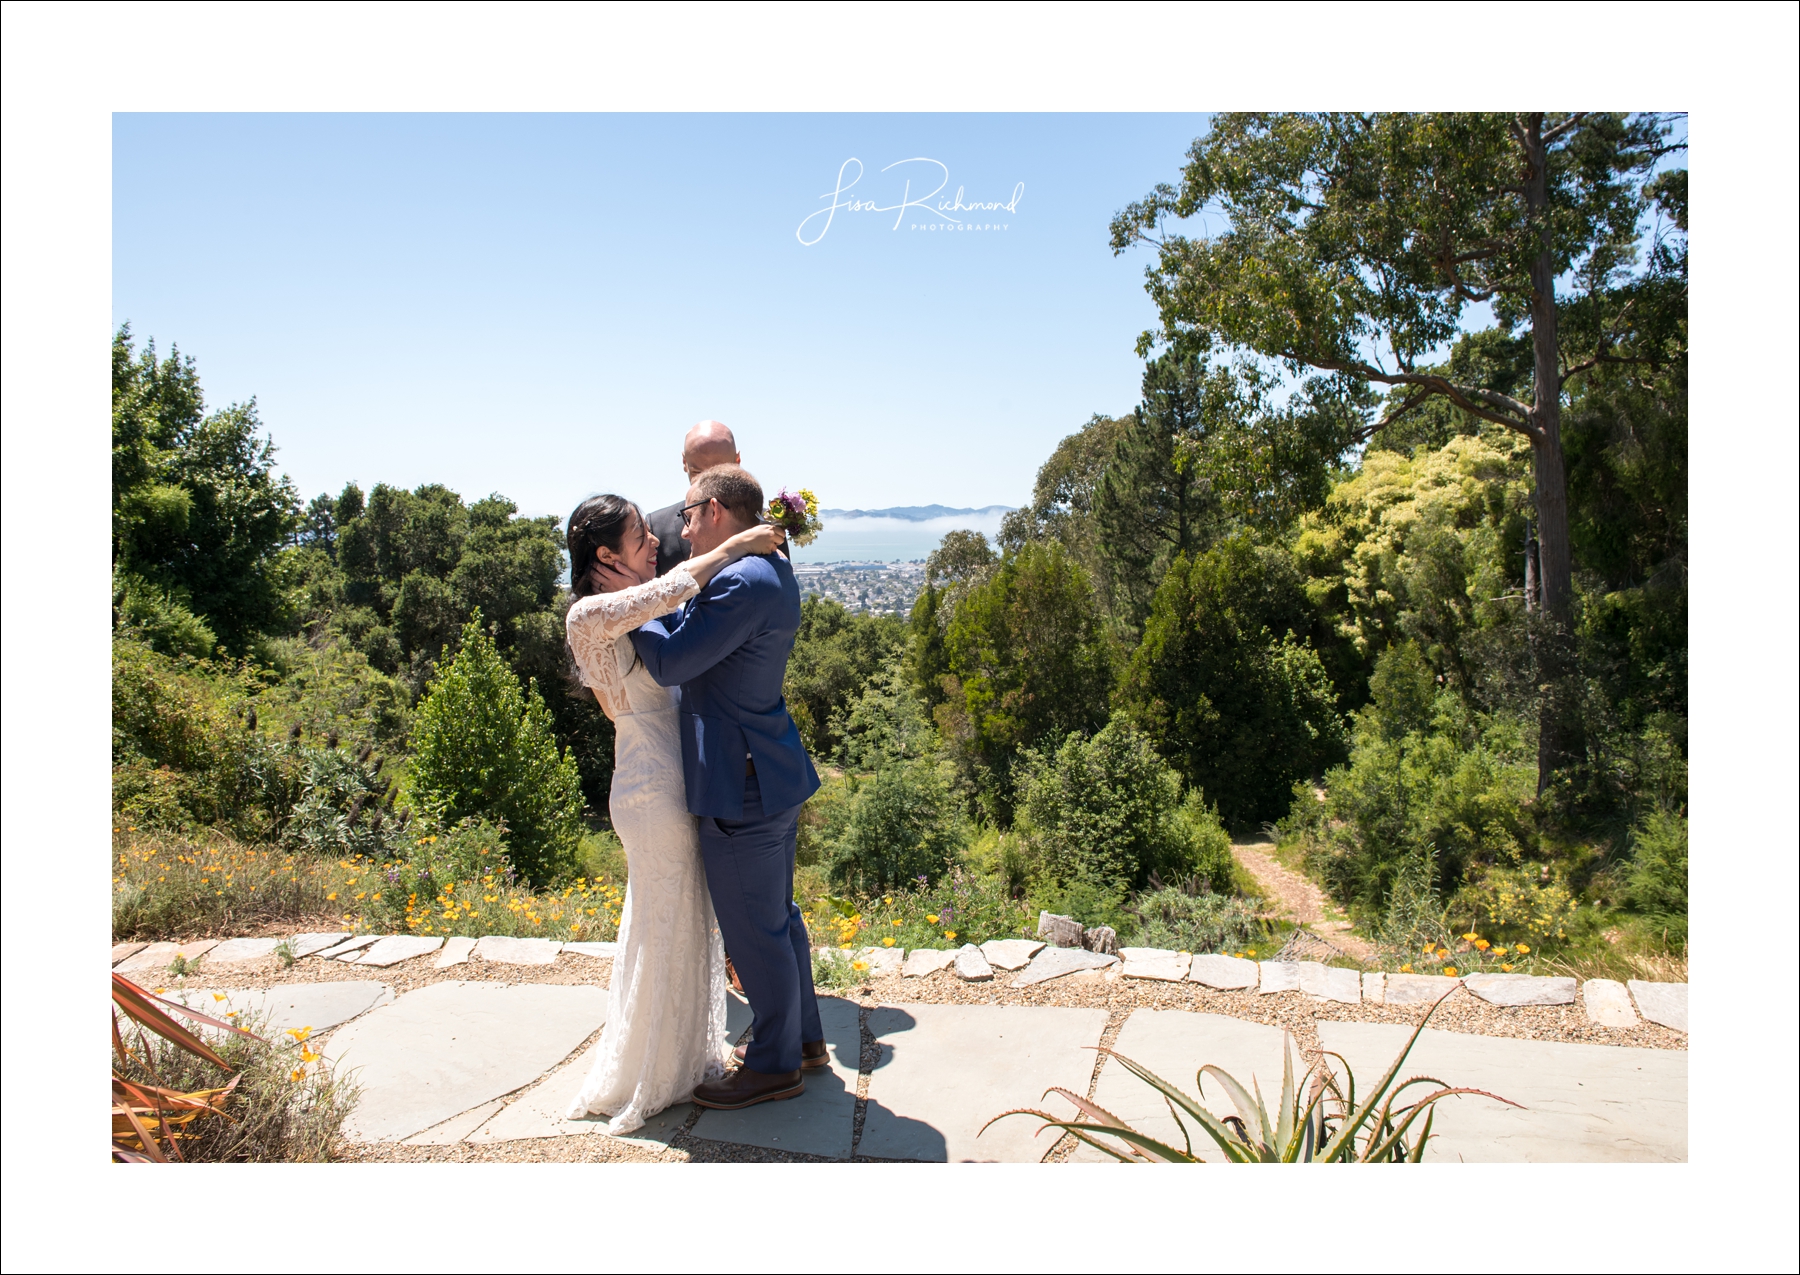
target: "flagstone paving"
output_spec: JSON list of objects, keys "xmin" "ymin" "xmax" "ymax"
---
[
  {"xmin": 862, "ymin": 1003, "xmax": 1109, "ymax": 1161},
  {"xmin": 1315, "ymin": 1021, "xmax": 1687, "ymax": 1162},
  {"xmin": 1066, "ymin": 1010, "xmax": 1303, "ymax": 1163},
  {"xmin": 323, "ymin": 981, "xmax": 607, "ymax": 1142},
  {"xmin": 688, "ymin": 996, "xmax": 862, "ymax": 1158},
  {"xmin": 115, "ymin": 932, "xmax": 1689, "ymax": 1163}
]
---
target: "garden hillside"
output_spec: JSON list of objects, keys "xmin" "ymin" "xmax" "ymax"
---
[{"xmin": 112, "ymin": 112, "xmax": 1686, "ymax": 981}]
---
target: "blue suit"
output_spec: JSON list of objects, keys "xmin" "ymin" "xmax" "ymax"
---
[{"xmin": 631, "ymin": 552, "xmax": 823, "ymax": 1073}]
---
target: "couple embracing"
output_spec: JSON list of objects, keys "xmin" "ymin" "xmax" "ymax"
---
[{"xmin": 560, "ymin": 436, "xmax": 825, "ymax": 1134}]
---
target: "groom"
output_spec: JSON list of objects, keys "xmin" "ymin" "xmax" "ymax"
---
[{"xmin": 629, "ymin": 463, "xmax": 826, "ymax": 1109}]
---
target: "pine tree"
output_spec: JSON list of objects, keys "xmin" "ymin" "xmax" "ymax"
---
[{"xmin": 409, "ymin": 612, "xmax": 584, "ymax": 884}]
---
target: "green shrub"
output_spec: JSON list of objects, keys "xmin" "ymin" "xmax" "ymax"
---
[
  {"xmin": 1297, "ymin": 655, "xmax": 1537, "ymax": 921},
  {"xmin": 1127, "ymin": 885, "xmax": 1264, "ymax": 954},
  {"xmin": 282, "ymin": 746, "xmax": 404, "ymax": 859},
  {"xmin": 1016, "ymin": 720, "xmax": 1206, "ymax": 897},
  {"xmin": 808, "ymin": 868, "xmax": 1035, "ymax": 950},
  {"xmin": 408, "ymin": 613, "xmax": 584, "ymax": 885},
  {"xmin": 1623, "ymin": 809, "xmax": 1687, "ymax": 944},
  {"xmin": 827, "ymin": 759, "xmax": 968, "ymax": 892}
]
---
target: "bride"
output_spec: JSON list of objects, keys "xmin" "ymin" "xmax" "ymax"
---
[{"xmin": 560, "ymin": 493, "xmax": 785, "ymax": 1133}]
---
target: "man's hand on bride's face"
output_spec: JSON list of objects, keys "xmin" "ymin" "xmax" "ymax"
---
[{"xmin": 593, "ymin": 558, "xmax": 648, "ymax": 592}]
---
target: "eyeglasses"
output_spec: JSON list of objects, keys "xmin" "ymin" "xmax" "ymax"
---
[{"xmin": 678, "ymin": 498, "xmax": 714, "ymax": 527}]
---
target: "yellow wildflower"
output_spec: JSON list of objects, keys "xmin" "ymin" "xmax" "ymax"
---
[
  {"xmin": 926, "ymin": 914, "xmax": 939, "ymax": 924},
  {"xmin": 882, "ymin": 937, "xmax": 895, "ymax": 947},
  {"xmin": 1474, "ymin": 939, "xmax": 1490, "ymax": 951},
  {"xmin": 944, "ymin": 931, "xmax": 957, "ymax": 942},
  {"xmin": 1500, "ymin": 963, "xmax": 1514, "ymax": 972},
  {"xmin": 1515, "ymin": 943, "xmax": 1530, "ymax": 954},
  {"xmin": 1443, "ymin": 966, "xmax": 1458, "ymax": 977}
]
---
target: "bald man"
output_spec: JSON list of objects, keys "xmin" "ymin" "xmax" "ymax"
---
[{"xmin": 646, "ymin": 420, "xmax": 741, "ymax": 577}]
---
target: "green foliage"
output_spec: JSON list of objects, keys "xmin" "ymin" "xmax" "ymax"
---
[
  {"xmin": 1120, "ymin": 535, "xmax": 1347, "ymax": 826},
  {"xmin": 1623, "ymin": 810, "xmax": 1687, "ymax": 944},
  {"xmin": 408, "ymin": 614, "xmax": 585, "ymax": 885},
  {"xmin": 811, "ymin": 948, "xmax": 869, "ymax": 991},
  {"xmin": 113, "ymin": 327, "xmax": 301, "ymax": 652},
  {"xmin": 280, "ymin": 746, "xmax": 404, "ymax": 859},
  {"xmin": 1127, "ymin": 885, "xmax": 1264, "ymax": 954},
  {"xmin": 930, "ymin": 541, "xmax": 1114, "ymax": 821},
  {"xmin": 1297, "ymin": 651, "xmax": 1538, "ymax": 922},
  {"xmin": 812, "ymin": 868, "xmax": 1036, "ymax": 950},
  {"xmin": 784, "ymin": 596, "xmax": 906, "ymax": 759},
  {"xmin": 998, "ymin": 413, "xmax": 1131, "ymax": 588},
  {"xmin": 825, "ymin": 759, "xmax": 968, "ymax": 893},
  {"xmin": 1015, "ymin": 721, "xmax": 1211, "ymax": 901},
  {"xmin": 1370, "ymin": 844, "xmax": 1451, "ymax": 961},
  {"xmin": 113, "ymin": 567, "xmax": 218, "ymax": 659}
]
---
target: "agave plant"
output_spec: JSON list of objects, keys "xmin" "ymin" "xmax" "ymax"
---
[
  {"xmin": 984, "ymin": 1004, "xmax": 1519, "ymax": 1163},
  {"xmin": 112, "ymin": 973, "xmax": 261, "ymax": 1163}
]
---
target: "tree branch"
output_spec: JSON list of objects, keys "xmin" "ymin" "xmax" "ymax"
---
[
  {"xmin": 1541, "ymin": 112, "xmax": 1588, "ymax": 144},
  {"xmin": 1289, "ymin": 351, "xmax": 1541, "ymax": 441}
]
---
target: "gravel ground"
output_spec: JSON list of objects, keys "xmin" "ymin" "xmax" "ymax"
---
[{"xmin": 129, "ymin": 933, "xmax": 1684, "ymax": 1164}]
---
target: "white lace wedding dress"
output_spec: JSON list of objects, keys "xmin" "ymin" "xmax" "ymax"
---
[{"xmin": 563, "ymin": 567, "xmax": 732, "ymax": 1133}]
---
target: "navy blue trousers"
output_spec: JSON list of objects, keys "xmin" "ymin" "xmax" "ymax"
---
[{"xmin": 697, "ymin": 772, "xmax": 822, "ymax": 1074}]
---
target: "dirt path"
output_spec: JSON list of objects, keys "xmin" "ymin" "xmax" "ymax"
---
[{"xmin": 1231, "ymin": 840, "xmax": 1374, "ymax": 963}]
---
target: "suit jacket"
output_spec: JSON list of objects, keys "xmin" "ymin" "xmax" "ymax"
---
[
  {"xmin": 644, "ymin": 500, "xmax": 693, "ymax": 578},
  {"xmin": 629, "ymin": 552, "xmax": 820, "ymax": 819}
]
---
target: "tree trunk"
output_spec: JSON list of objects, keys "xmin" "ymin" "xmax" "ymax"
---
[{"xmin": 1521, "ymin": 114, "xmax": 1582, "ymax": 793}]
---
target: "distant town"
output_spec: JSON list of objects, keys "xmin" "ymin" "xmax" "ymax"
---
[{"xmin": 792, "ymin": 561, "xmax": 927, "ymax": 616}]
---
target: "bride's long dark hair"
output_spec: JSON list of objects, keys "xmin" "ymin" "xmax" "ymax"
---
[{"xmin": 567, "ymin": 494, "xmax": 642, "ymax": 599}]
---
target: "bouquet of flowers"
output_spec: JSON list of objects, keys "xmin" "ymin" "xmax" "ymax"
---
[{"xmin": 764, "ymin": 487, "xmax": 823, "ymax": 547}]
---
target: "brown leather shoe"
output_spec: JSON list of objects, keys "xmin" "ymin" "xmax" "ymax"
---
[
  {"xmin": 692, "ymin": 1067, "xmax": 804, "ymax": 1110},
  {"xmin": 733, "ymin": 1038, "xmax": 829, "ymax": 1069}
]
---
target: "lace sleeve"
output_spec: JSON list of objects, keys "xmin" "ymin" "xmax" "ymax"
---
[{"xmin": 566, "ymin": 568, "xmax": 700, "ymax": 693}]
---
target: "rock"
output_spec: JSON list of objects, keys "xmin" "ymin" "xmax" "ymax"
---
[
  {"xmin": 1317, "ymin": 1020, "xmax": 1686, "ymax": 1162},
  {"xmin": 207, "ymin": 937, "xmax": 280, "ymax": 964},
  {"xmin": 1258, "ymin": 961, "xmax": 1304, "ymax": 993},
  {"xmin": 1384, "ymin": 973, "xmax": 1462, "ymax": 1004},
  {"xmin": 979, "ymin": 939, "xmax": 1043, "ymax": 970},
  {"xmin": 115, "ymin": 940, "xmax": 217, "ymax": 974},
  {"xmin": 561, "ymin": 941, "xmax": 618, "ymax": 959},
  {"xmin": 1362, "ymin": 972, "xmax": 1386, "ymax": 1005},
  {"xmin": 1082, "ymin": 925, "xmax": 1120, "ymax": 956},
  {"xmin": 1188, "ymin": 954, "xmax": 1259, "ymax": 990},
  {"xmin": 1036, "ymin": 912, "xmax": 1085, "ymax": 948},
  {"xmin": 352, "ymin": 936, "xmax": 444, "ymax": 967},
  {"xmin": 952, "ymin": 944, "xmax": 994, "ymax": 982},
  {"xmin": 901, "ymin": 948, "xmax": 957, "ymax": 978},
  {"xmin": 474, "ymin": 936, "xmax": 563, "ymax": 966},
  {"xmin": 1463, "ymin": 972, "xmax": 1577, "ymax": 1007},
  {"xmin": 323, "ymin": 981, "xmax": 608, "ymax": 1142},
  {"xmin": 315, "ymin": 934, "xmax": 380, "ymax": 961},
  {"xmin": 853, "ymin": 946, "xmax": 904, "ymax": 977},
  {"xmin": 1582, "ymin": 979, "xmax": 1638, "ymax": 1028},
  {"xmin": 1299, "ymin": 963, "xmax": 1361, "ymax": 1005},
  {"xmin": 1013, "ymin": 947, "xmax": 1119, "ymax": 987},
  {"xmin": 289, "ymin": 932, "xmax": 351, "ymax": 958},
  {"xmin": 863, "ymin": 1003, "xmax": 1108, "ymax": 1162},
  {"xmin": 434, "ymin": 936, "xmax": 477, "ymax": 969},
  {"xmin": 112, "ymin": 942, "xmax": 148, "ymax": 966},
  {"xmin": 1627, "ymin": 980, "xmax": 1687, "ymax": 1033},
  {"xmin": 1121, "ymin": 949, "xmax": 1191, "ymax": 982},
  {"xmin": 159, "ymin": 982, "xmax": 394, "ymax": 1038}
]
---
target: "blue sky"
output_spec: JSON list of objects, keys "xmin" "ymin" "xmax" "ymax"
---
[{"xmin": 113, "ymin": 113, "xmax": 1217, "ymax": 521}]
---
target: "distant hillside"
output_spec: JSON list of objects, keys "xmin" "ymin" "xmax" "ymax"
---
[{"xmin": 819, "ymin": 504, "xmax": 1014, "ymax": 522}]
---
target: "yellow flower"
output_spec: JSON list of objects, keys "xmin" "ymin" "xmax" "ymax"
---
[
  {"xmin": 883, "ymin": 896, "xmax": 892, "ymax": 905},
  {"xmin": 1462, "ymin": 932, "xmax": 1478, "ymax": 942},
  {"xmin": 1500, "ymin": 963, "xmax": 1514, "ymax": 972},
  {"xmin": 299, "ymin": 1047, "xmax": 321, "ymax": 1063},
  {"xmin": 852, "ymin": 961, "xmax": 868, "ymax": 972},
  {"xmin": 882, "ymin": 936, "xmax": 895, "ymax": 947},
  {"xmin": 285, "ymin": 1026, "xmax": 313, "ymax": 1042},
  {"xmin": 327, "ymin": 892, "xmax": 338, "ymax": 901},
  {"xmin": 1443, "ymin": 966, "xmax": 1458, "ymax": 977},
  {"xmin": 944, "ymin": 931, "xmax": 957, "ymax": 942},
  {"xmin": 1246, "ymin": 949, "xmax": 1256, "ymax": 958},
  {"xmin": 891, "ymin": 918, "xmax": 902, "ymax": 926},
  {"xmin": 1399, "ymin": 964, "xmax": 1413, "ymax": 973},
  {"xmin": 290, "ymin": 1068, "xmax": 305, "ymax": 1083},
  {"xmin": 212, "ymin": 992, "xmax": 228, "ymax": 1002},
  {"xmin": 1515, "ymin": 943, "xmax": 1530, "ymax": 954},
  {"xmin": 926, "ymin": 914, "xmax": 939, "ymax": 924},
  {"xmin": 1474, "ymin": 939, "xmax": 1490, "ymax": 951}
]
